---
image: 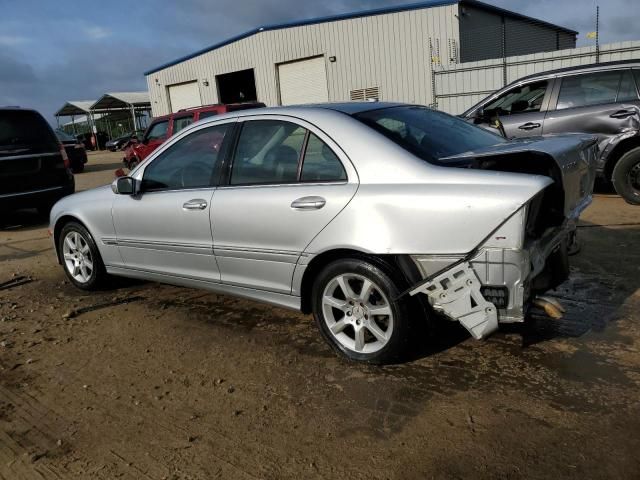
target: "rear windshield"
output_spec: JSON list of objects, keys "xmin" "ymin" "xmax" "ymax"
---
[
  {"xmin": 355, "ymin": 106, "xmax": 504, "ymax": 164},
  {"xmin": 0, "ymin": 110, "xmax": 59, "ymax": 157}
]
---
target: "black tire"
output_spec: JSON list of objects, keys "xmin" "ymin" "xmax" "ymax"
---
[
  {"xmin": 58, "ymin": 221, "xmax": 107, "ymax": 290},
  {"xmin": 612, "ymin": 147, "xmax": 640, "ymax": 205},
  {"xmin": 311, "ymin": 258, "xmax": 412, "ymax": 364}
]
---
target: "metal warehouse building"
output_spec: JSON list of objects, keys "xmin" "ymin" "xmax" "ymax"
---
[{"xmin": 145, "ymin": 0, "xmax": 576, "ymax": 116}]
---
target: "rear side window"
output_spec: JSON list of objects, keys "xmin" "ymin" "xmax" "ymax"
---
[
  {"xmin": 557, "ymin": 71, "xmax": 625, "ymax": 109},
  {"xmin": 230, "ymin": 120, "xmax": 305, "ymax": 185},
  {"xmin": 145, "ymin": 121, "xmax": 169, "ymax": 141},
  {"xmin": 301, "ymin": 133, "xmax": 346, "ymax": 182},
  {"xmin": 0, "ymin": 110, "xmax": 58, "ymax": 157},
  {"xmin": 173, "ymin": 115, "xmax": 194, "ymax": 134},
  {"xmin": 618, "ymin": 70, "xmax": 639, "ymax": 102}
]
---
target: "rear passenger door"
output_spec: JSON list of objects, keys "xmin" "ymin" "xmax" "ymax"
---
[
  {"xmin": 544, "ymin": 69, "xmax": 640, "ymax": 139},
  {"xmin": 210, "ymin": 116, "xmax": 358, "ymax": 293}
]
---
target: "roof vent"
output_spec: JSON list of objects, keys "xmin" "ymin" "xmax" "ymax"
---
[{"xmin": 350, "ymin": 87, "xmax": 380, "ymax": 102}]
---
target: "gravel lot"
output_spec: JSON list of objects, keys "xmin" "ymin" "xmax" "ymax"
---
[{"xmin": 1, "ymin": 150, "xmax": 639, "ymax": 479}]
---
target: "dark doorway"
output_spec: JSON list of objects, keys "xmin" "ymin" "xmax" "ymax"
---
[{"xmin": 216, "ymin": 69, "xmax": 258, "ymax": 104}]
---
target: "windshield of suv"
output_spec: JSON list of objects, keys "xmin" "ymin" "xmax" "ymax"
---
[
  {"xmin": 0, "ymin": 110, "xmax": 59, "ymax": 157},
  {"xmin": 355, "ymin": 106, "xmax": 505, "ymax": 164}
]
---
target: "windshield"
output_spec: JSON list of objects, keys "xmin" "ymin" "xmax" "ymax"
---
[{"xmin": 355, "ymin": 106, "xmax": 505, "ymax": 163}]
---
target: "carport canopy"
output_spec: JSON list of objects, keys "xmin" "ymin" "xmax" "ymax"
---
[
  {"xmin": 55, "ymin": 100, "xmax": 96, "ymax": 118},
  {"xmin": 90, "ymin": 92, "xmax": 150, "ymax": 112}
]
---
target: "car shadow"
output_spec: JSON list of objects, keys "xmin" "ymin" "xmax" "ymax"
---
[{"xmin": 0, "ymin": 209, "xmax": 48, "ymax": 232}]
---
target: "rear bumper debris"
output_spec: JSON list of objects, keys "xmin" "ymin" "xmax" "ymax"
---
[{"xmin": 410, "ymin": 262, "xmax": 498, "ymax": 339}]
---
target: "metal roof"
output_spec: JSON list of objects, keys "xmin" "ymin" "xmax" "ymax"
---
[
  {"xmin": 144, "ymin": 0, "xmax": 577, "ymax": 76},
  {"xmin": 55, "ymin": 101, "xmax": 96, "ymax": 117},
  {"xmin": 91, "ymin": 92, "xmax": 151, "ymax": 111}
]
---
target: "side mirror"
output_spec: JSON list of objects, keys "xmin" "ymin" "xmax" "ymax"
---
[{"xmin": 111, "ymin": 176, "xmax": 137, "ymax": 195}]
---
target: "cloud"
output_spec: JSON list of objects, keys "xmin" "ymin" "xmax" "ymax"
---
[
  {"xmin": 0, "ymin": 34, "xmax": 29, "ymax": 46},
  {"xmin": 83, "ymin": 25, "xmax": 111, "ymax": 40},
  {"xmin": 2, "ymin": 0, "xmax": 639, "ymax": 126}
]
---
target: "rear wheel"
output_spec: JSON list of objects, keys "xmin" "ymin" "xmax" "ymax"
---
[
  {"xmin": 312, "ymin": 258, "xmax": 411, "ymax": 364},
  {"xmin": 612, "ymin": 147, "xmax": 640, "ymax": 205},
  {"xmin": 58, "ymin": 222, "xmax": 107, "ymax": 290}
]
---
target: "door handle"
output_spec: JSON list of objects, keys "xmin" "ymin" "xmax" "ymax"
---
[
  {"xmin": 610, "ymin": 109, "xmax": 636, "ymax": 119},
  {"xmin": 518, "ymin": 122, "xmax": 541, "ymax": 130},
  {"xmin": 182, "ymin": 199, "xmax": 208, "ymax": 210},
  {"xmin": 291, "ymin": 196, "xmax": 326, "ymax": 210}
]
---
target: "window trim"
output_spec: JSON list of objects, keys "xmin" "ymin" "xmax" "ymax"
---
[
  {"xmin": 139, "ymin": 122, "xmax": 234, "ymax": 193},
  {"xmin": 222, "ymin": 118, "xmax": 349, "ymax": 188}
]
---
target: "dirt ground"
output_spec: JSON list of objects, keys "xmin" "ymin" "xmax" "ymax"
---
[{"xmin": 1, "ymin": 150, "xmax": 639, "ymax": 479}]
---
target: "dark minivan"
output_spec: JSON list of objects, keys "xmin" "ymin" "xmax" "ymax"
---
[
  {"xmin": 463, "ymin": 60, "xmax": 640, "ymax": 204},
  {"xmin": 0, "ymin": 108, "xmax": 75, "ymax": 216}
]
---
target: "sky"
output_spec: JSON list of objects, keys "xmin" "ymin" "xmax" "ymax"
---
[{"xmin": 1, "ymin": 0, "xmax": 638, "ymax": 124}]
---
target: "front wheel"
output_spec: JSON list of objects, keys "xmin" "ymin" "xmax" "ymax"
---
[
  {"xmin": 58, "ymin": 222, "xmax": 107, "ymax": 290},
  {"xmin": 612, "ymin": 147, "xmax": 640, "ymax": 205},
  {"xmin": 312, "ymin": 258, "xmax": 412, "ymax": 364}
]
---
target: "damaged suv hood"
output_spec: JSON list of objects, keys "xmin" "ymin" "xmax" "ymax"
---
[{"xmin": 439, "ymin": 134, "xmax": 599, "ymax": 218}]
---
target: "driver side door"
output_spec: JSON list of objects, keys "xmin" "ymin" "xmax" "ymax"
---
[{"xmin": 112, "ymin": 121, "xmax": 233, "ymax": 281}]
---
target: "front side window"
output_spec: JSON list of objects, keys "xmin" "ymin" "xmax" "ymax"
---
[
  {"xmin": 484, "ymin": 81, "xmax": 548, "ymax": 115},
  {"xmin": 557, "ymin": 71, "xmax": 623, "ymax": 110},
  {"xmin": 173, "ymin": 115, "xmax": 194, "ymax": 134},
  {"xmin": 142, "ymin": 124, "xmax": 229, "ymax": 191},
  {"xmin": 145, "ymin": 120, "xmax": 169, "ymax": 141},
  {"xmin": 356, "ymin": 106, "xmax": 504, "ymax": 164},
  {"xmin": 230, "ymin": 120, "xmax": 305, "ymax": 185}
]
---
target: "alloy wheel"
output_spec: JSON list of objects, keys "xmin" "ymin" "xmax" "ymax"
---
[
  {"xmin": 62, "ymin": 231, "xmax": 94, "ymax": 284},
  {"xmin": 321, "ymin": 273, "xmax": 394, "ymax": 354}
]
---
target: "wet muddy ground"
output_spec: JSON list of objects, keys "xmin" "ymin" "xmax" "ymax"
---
[{"xmin": 1, "ymin": 151, "xmax": 639, "ymax": 479}]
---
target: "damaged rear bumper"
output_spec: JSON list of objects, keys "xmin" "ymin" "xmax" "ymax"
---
[{"xmin": 408, "ymin": 212, "xmax": 581, "ymax": 340}]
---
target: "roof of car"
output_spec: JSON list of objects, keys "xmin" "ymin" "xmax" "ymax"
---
[{"xmin": 517, "ymin": 59, "xmax": 640, "ymax": 82}]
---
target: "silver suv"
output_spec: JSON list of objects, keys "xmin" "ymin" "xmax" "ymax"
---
[{"xmin": 463, "ymin": 60, "xmax": 640, "ymax": 204}]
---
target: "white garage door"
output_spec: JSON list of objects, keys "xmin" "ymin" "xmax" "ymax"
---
[
  {"xmin": 168, "ymin": 81, "xmax": 202, "ymax": 113},
  {"xmin": 278, "ymin": 56, "xmax": 329, "ymax": 106}
]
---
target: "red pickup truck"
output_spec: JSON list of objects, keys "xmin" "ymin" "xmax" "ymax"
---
[{"xmin": 123, "ymin": 102, "xmax": 265, "ymax": 169}]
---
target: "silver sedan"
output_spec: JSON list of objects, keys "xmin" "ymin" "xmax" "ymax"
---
[{"xmin": 50, "ymin": 103, "xmax": 597, "ymax": 364}]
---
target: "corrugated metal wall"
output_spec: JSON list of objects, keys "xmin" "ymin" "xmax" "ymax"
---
[
  {"xmin": 458, "ymin": 5, "xmax": 576, "ymax": 63},
  {"xmin": 435, "ymin": 40, "xmax": 640, "ymax": 114},
  {"xmin": 146, "ymin": 4, "xmax": 460, "ymax": 116}
]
